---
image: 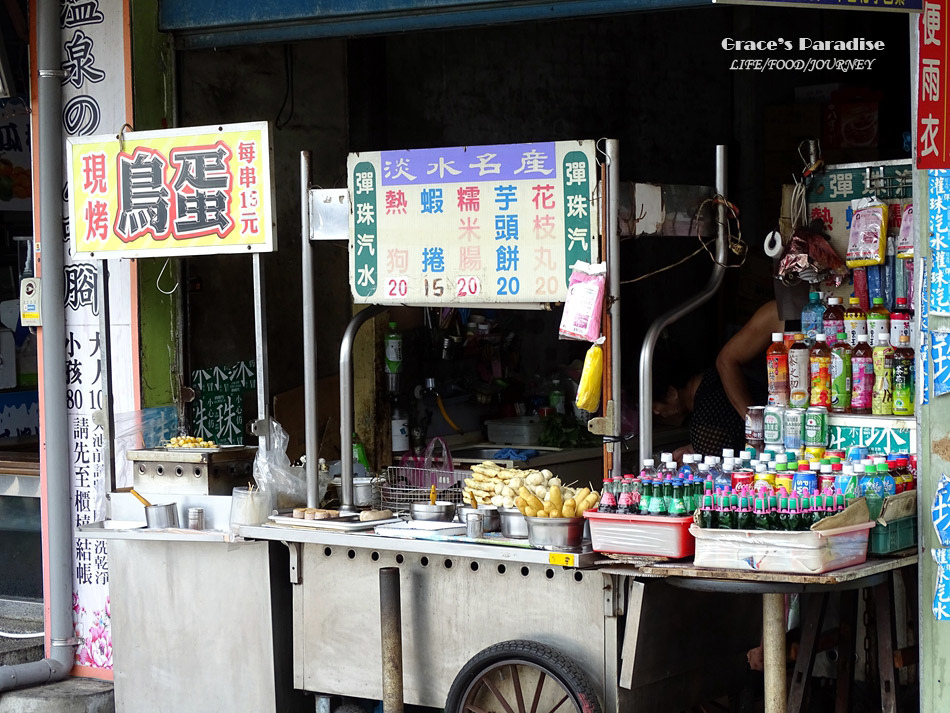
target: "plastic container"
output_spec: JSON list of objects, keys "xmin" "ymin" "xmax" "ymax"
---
[
  {"xmin": 869, "ymin": 516, "xmax": 917, "ymax": 555},
  {"xmin": 485, "ymin": 416, "xmax": 544, "ymax": 445},
  {"xmin": 584, "ymin": 511, "xmax": 695, "ymax": 557},
  {"xmin": 690, "ymin": 521, "xmax": 874, "ymax": 574}
]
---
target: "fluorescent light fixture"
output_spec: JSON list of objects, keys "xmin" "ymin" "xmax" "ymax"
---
[{"xmin": 0, "ymin": 34, "xmax": 13, "ymax": 99}]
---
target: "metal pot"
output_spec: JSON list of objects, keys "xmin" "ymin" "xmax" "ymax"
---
[
  {"xmin": 145, "ymin": 503, "xmax": 180, "ymax": 529},
  {"xmin": 526, "ymin": 516, "xmax": 585, "ymax": 550},
  {"xmin": 458, "ymin": 505, "xmax": 501, "ymax": 533},
  {"xmin": 497, "ymin": 508, "xmax": 529, "ymax": 538},
  {"xmin": 410, "ymin": 501, "xmax": 457, "ymax": 522}
]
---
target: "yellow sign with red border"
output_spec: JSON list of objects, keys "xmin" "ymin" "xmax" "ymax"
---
[{"xmin": 66, "ymin": 122, "xmax": 275, "ymax": 260}]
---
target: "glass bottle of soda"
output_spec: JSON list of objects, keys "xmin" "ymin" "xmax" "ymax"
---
[
  {"xmin": 851, "ymin": 335, "xmax": 874, "ymax": 414},
  {"xmin": 598, "ymin": 477, "xmax": 617, "ymax": 513},
  {"xmin": 810, "ymin": 334, "xmax": 832, "ymax": 408},
  {"xmin": 754, "ymin": 497, "xmax": 771, "ymax": 530},
  {"xmin": 700, "ymin": 495, "xmax": 718, "ymax": 529},
  {"xmin": 867, "ymin": 297, "xmax": 890, "ymax": 348},
  {"xmin": 766, "ymin": 332, "xmax": 790, "ymax": 406},
  {"xmin": 844, "ymin": 297, "xmax": 867, "ymax": 348},
  {"xmin": 893, "ymin": 334, "xmax": 915, "ymax": 416},
  {"xmin": 669, "ymin": 480, "xmax": 688, "ymax": 516},
  {"xmin": 788, "ymin": 333, "xmax": 811, "ymax": 408},
  {"xmin": 648, "ymin": 480, "xmax": 668, "ymax": 516},
  {"xmin": 823, "ymin": 297, "xmax": 845, "ymax": 345},
  {"xmin": 616, "ymin": 477, "xmax": 635, "ymax": 515}
]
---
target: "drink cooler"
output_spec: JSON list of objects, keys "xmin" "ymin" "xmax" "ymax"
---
[
  {"xmin": 583, "ymin": 511, "xmax": 695, "ymax": 558},
  {"xmin": 689, "ymin": 521, "xmax": 874, "ymax": 574}
]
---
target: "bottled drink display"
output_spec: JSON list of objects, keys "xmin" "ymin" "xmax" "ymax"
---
[
  {"xmin": 384, "ymin": 321, "xmax": 403, "ymax": 394},
  {"xmin": 823, "ymin": 297, "xmax": 845, "ymax": 345},
  {"xmin": 872, "ymin": 333, "xmax": 895, "ymax": 416},
  {"xmin": 801, "ymin": 291, "xmax": 825, "ymax": 344},
  {"xmin": 766, "ymin": 332, "xmax": 789, "ymax": 406},
  {"xmin": 892, "ymin": 335, "xmax": 915, "ymax": 416},
  {"xmin": 851, "ymin": 335, "xmax": 874, "ymax": 414},
  {"xmin": 788, "ymin": 334, "xmax": 811, "ymax": 408},
  {"xmin": 843, "ymin": 297, "xmax": 867, "ymax": 348},
  {"xmin": 809, "ymin": 334, "xmax": 831, "ymax": 408},
  {"xmin": 867, "ymin": 297, "xmax": 890, "ymax": 348},
  {"xmin": 830, "ymin": 334, "xmax": 852, "ymax": 413}
]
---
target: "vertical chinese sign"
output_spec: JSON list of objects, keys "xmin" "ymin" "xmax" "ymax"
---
[
  {"xmin": 36, "ymin": 0, "xmax": 138, "ymax": 675},
  {"xmin": 348, "ymin": 141, "xmax": 598, "ymax": 305},
  {"xmin": 919, "ymin": 0, "xmax": 948, "ymax": 168}
]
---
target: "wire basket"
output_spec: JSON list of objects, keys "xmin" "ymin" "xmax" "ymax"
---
[{"xmin": 380, "ymin": 464, "xmax": 463, "ymax": 513}]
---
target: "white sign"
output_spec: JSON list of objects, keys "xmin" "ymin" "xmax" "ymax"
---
[{"xmin": 348, "ymin": 140, "xmax": 599, "ymax": 305}]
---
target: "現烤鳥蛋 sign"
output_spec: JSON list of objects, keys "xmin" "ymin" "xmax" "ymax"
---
[
  {"xmin": 66, "ymin": 122, "xmax": 275, "ymax": 259},
  {"xmin": 348, "ymin": 140, "xmax": 598, "ymax": 305}
]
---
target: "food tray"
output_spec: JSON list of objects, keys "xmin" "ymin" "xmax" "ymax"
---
[
  {"xmin": 869, "ymin": 516, "xmax": 917, "ymax": 555},
  {"xmin": 690, "ymin": 522, "xmax": 874, "ymax": 575},
  {"xmin": 267, "ymin": 514, "xmax": 400, "ymax": 531},
  {"xmin": 583, "ymin": 511, "xmax": 695, "ymax": 558}
]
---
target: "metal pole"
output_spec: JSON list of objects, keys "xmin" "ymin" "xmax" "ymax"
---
[
  {"xmin": 252, "ymin": 253, "xmax": 271, "ymax": 450},
  {"xmin": 339, "ymin": 305, "xmax": 385, "ymax": 513},
  {"xmin": 762, "ymin": 592, "xmax": 787, "ymax": 713},
  {"xmin": 638, "ymin": 145, "xmax": 728, "ymax": 460},
  {"xmin": 379, "ymin": 567, "xmax": 404, "ymax": 713},
  {"xmin": 0, "ymin": 0, "xmax": 78, "ymax": 692},
  {"xmin": 300, "ymin": 153, "xmax": 319, "ymax": 507},
  {"xmin": 606, "ymin": 140, "xmax": 621, "ymax": 477}
]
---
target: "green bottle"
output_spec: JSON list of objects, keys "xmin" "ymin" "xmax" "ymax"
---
[
  {"xmin": 352, "ymin": 432, "xmax": 370, "ymax": 469},
  {"xmin": 662, "ymin": 478, "xmax": 673, "ymax": 512},
  {"xmin": 767, "ymin": 496, "xmax": 781, "ymax": 530},
  {"xmin": 717, "ymin": 494, "xmax": 733, "ymax": 529},
  {"xmin": 669, "ymin": 480, "xmax": 688, "ymax": 516},
  {"xmin": 787, "ymin": 497, "xmax": 802, "ymax": 531},
  {"xmin": 700, "ymin": 494, "xmax": 718, "ymax": 529},
  {"xmin": 778, "ymin": 497, "xmax": 790, "ymax": 530},
  {"xmin": 754, "ymin": 497, "xmax": 771, "ymax": 530},
  {"xmin": 800, "ymin": 496, "xmax": 813, "ymax": 530},
  {"xmin": 737, "ymin": 496, "xmax": 755, "ymax": 530},
  {"xmin": 648, "ymin": 481, "xmax": 667, "ymax": 516}
]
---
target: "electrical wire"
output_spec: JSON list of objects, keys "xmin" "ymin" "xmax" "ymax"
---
[{"xmin": 275, "ymin": 45, "xmax": 295, "ymax": 129}]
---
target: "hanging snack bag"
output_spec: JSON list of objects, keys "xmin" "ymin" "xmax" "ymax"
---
[
  {"xmin": 575, "ymin": 338, "xmax": 605, "ymax": 412},
  {"xmin": 896, "ymin": 204, "xmax": 914, "ymax": 258},
  {"xmin": 559, "ymin": 261, "xmax": 607, "ymax": 342},
  {"xmin": 846, "ymin": 198, "xmax": 888, "ymax": 267}
]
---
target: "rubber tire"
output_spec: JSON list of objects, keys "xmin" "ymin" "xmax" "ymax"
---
[{"xmin": 444, "ymin": 640, "xmax": 602, "ymax": 713}]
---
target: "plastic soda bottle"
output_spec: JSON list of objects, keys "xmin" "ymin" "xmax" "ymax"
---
[
  {"xmin": 823, "ymin": 297, "xmax": 845, "ymax": 345},
  {"xmin": 801, "ymin": 291, "xmax": 825, "ymax": 344},
  {"xmin": 844, "ymin": 298, "xmax": 867, "ymax": 348},
  {"xmin": 851, "ymin": 335, "xmax": 873, "ymax": 414},
  {"xmin": 809, "ymin": 334, "xmax": 832, "ymax": 408},
  {"xmin": 893, "ymin": 335, "xmax": 915, "ymax": 416},
  {"xmin": 639, "ymin": 458, "xmax": 658, "ymax": 485},
  {"xmin": 872, "ymin": 333, "xmax": 895, "ymax": 415},
  {"xmin": 788, "ymin": 334, "xmax": 811, "ymax": 408},
  {"xmin": 767, "ymin": 332, "xmax": 790, "ymax": 406},
  {"xmin": 830, "ymin": 335, "xmax": 852, "ymax": 413},
  {"xmin": 867, "ymin": 297, "xmax": 890, "ymax": 348},
  {"xmin": 890, "ymin": 297, "xmax": 912, "ymax": 348}
]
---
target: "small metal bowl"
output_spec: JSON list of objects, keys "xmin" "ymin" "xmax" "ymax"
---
[
  {"xmin": 497, "ymin": 508, "xmax": 529, "ymax": 539},
  {"xmin": 526, "ymin": 516, "xmax": 586, "ymax": 550},
  {"xmin": 410, "ymin": 501, "xmax": 457, "ymax": 522},
  {"xmin": 458, "ymin": 505, "xmax": 501, "ymax": 533}
]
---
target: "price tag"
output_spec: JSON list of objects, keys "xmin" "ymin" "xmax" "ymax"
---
[{"xmin": 548, "ymin": 552, "xmax": 575, "ymax": 567}]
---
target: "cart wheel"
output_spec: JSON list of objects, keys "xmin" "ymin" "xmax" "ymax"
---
[{"xmin": 445, "ymin": 640, "xmax": 601, "ymax": 713}]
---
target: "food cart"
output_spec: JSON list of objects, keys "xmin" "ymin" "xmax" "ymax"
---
[{"xmin": 78, "ymin": 137, "xmax": 919, "ymax": 713}]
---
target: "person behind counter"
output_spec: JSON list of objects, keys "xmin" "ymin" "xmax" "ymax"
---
[{"xmin": 652, "ymin": 300, "xmax": 784, "ymax": 460}]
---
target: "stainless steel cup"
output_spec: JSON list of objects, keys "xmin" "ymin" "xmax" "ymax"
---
[
  {"xmin": 466, "ymin": 512, "xmax": 484, "ymax": 539},
  {"xmin": 145, "ymin": 503, "xmax": 179, "ymax": 529},
  {"xmin": 187, "ymin": 507, "xmax": 205, "ymax": 530}
]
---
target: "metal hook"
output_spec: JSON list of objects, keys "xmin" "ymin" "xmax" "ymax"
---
[
  {"xmin": 595, "ymin": 137, "xmax": 611, "ymax": 166},
  {"xmin": 117, "ymin": 123, "xmax": 133, "ymax": 153},
  {"xmin": 156, "ymin": 258, "xmax": 179, "ymax": 295}
]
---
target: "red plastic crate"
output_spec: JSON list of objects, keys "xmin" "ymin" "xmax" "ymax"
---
[{"xmin": 583, "ymin": 510, "xmax": 695, "ymax": 558}]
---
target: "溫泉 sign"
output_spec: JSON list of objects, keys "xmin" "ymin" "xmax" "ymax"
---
[
  {"xmin": 348, "ymin": 140, "xmax": 598, "ymax": 305},
  {"xmin": 66, "ymin": 122, "xmax": 275, "ymax": 259}
]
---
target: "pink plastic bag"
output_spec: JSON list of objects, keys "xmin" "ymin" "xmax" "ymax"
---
[{"xmin": 558, "ymin": 261, "xmax": 606, "ymax": 342}]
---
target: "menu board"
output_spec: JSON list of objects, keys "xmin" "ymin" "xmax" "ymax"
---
[{"xmin": 348, "ymin": 140, "xmax": 598, "ymax": 305}]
